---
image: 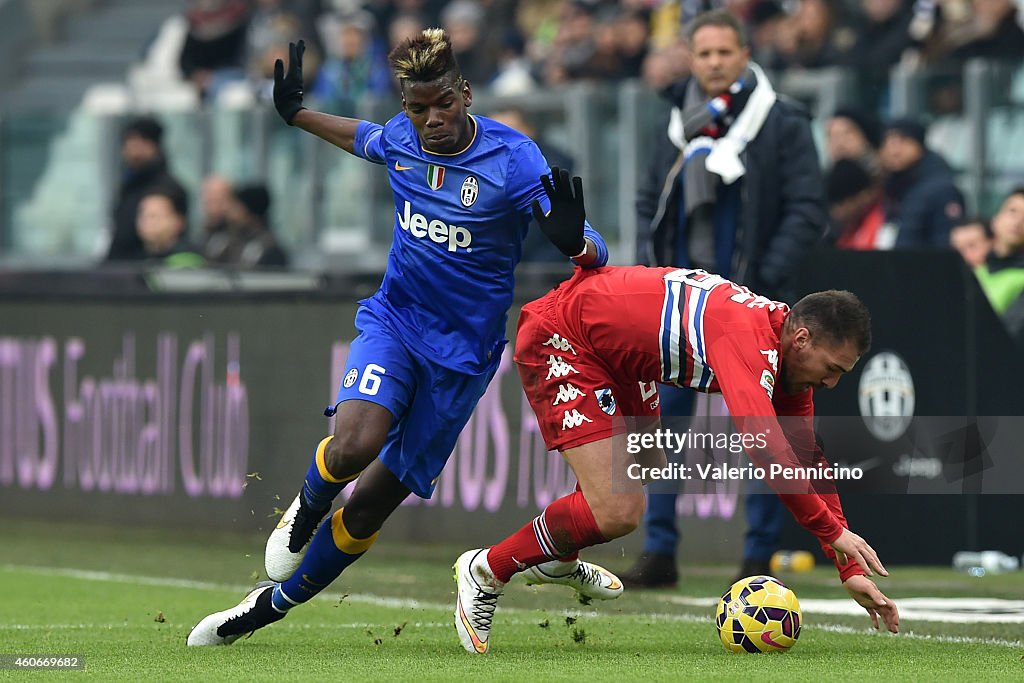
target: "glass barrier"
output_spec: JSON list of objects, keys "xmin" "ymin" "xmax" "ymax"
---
[{"xmin": 3, "ymin": 61, "xmax": 1022, "ymax": 269}]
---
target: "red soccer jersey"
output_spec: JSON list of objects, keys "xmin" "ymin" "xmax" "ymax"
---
[{"xmin": 515, "ymin": 266, "xmax": 863, "ymax": 580}]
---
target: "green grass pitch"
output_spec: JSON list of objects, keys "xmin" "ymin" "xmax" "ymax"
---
[{"xmin": 1, "ymin": 521, "xmax": 1021, "ymax": 681}]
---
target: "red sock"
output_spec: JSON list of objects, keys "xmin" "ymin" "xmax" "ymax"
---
[{"xmin": 487, "ymin": 488, "xmax": 607, "ymax": 583}]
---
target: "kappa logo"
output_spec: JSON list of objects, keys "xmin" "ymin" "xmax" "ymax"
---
[
  {"xmin": 760, "ymin": 349, "xmax": 779, "ymax": 374},
  {"xmin": 397, "ymin": 200, "xmax": 473, "ymax": 252},
  {"xmin": 542, "ymin": 333, "xmax": 576, "ymax": 354},
  {"xmin": 760, "ymin": 369, "xmax": 775, "ymax": 399},
  {"xmin": 596, "ymin": 388, "xmax": 616, "ymax": 415},
  {"xmin": 461, "ymin": 175, "xmax": 479, "ymax": 207},
  {"xmin": 561, "ymin": 409, "xmax": 593, "ymax": 430},
  {"xmin": 343, "ymin": 368, "xmax": 359, "ymax": 388},
  {"xmin": 545, "ymin": 355, "xmax": 580, "ymax": 380},
  {"xmin": 553, "ymin": 383, "xmax": 586, "ymax": 406}
]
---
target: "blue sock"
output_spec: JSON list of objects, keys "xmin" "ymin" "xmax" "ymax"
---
[
  {"xmin": 272, "ymin": 508, "xmax": 378, "ymax": 612},
  {"xmin": 301, "ymin": 436, "xmax": 354, "ymax": 511}
]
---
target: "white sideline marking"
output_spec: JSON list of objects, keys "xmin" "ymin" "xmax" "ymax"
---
[
  {"xmin": 1, "ymin": 564, "xmax": 1020, "ymax": 647},
  {"xmin": 667, "ymin": 595, "xmax": 1024, "ymax": 624}
]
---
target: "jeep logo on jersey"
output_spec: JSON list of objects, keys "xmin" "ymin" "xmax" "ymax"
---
[
  {"xmin": 397, "ymin": 201, "xmax": 473, "ymax": 252},
  {"xmin": 858, "ymin": 351, "xmax": 915, "ymax": 442},
  {"xmin": 461, "ymin": 175, "xmax": 479, "ymax": 207},
  {"xmin": 427, "ymin": 164, "xmax": 445, "ymax": 190}
]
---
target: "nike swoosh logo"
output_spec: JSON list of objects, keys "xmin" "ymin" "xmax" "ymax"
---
[
  {"xmin": 458, "ymin": 601, "xmax": 489, "ymax": 653},
  {"xmin": 302, "ymin": 574, "xmax": 329, "ymax": 587},
  {"xmin": 760, "ymin": 631, "xmax": 785, "ymax": 649},
  {"xmin": 394, "ymin": 161, "xmax": 413, "ymax": 171}
]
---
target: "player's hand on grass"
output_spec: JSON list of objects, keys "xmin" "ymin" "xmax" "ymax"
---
[
  {"xmin": 843, "ymin": 574, "xmax": 900, "ymax": 634},
  {"xmin": 273, "ymin": 40, "xmax": 306, "ymax": 125},
  {"xmin": 531, "ymin": 167, "xmax": 587, "ymax": 258},
  {"xmin": 830, "ymin": 528, "xmax": 888, "ymax": 577}
]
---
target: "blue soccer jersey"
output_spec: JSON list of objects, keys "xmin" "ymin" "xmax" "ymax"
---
[{"xmin": 353, "ymin": 114, "xmax": 608, "ymax": 373}]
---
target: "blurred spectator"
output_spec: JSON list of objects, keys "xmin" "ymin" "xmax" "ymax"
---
[
  {"xmin": 878, "ymin": 117, "xmax": 965, "ymax": 248},
  {"xmin": 923, "ymin": 0, "xmax": 1024, "ymax": 64},
  {"xmin": 779, "ymin": 0, "xmax": 847, "ymax": 69},
  {"xmin": 387, "ymin": 13, "xmax": 427, "ymax": 52},
  {"xmin": 628, "ymin": 9, "xmax": 827, "ymax": 588},
  {"xmin": 826, "ymin": 158, "xmax": 890, "ymax": 249},
  {"xmin": 441, "ymin": 0, "xmax": 499, "ymax": 86},
  {"xmin": 825, "ymin": 106, "xmax": 882, "ymax": 172},
  {"xmin": 950, "ymin": 217, "xmax": 993, "ymax": 267},
  {"xmin": 179, "ymin": 0, "xmax": 252, "ymax": 100},
  {"xmin": 312, "ymin": 11, "xmax": 394, "ymax": 115},
  {"xmin": 490, "ymin": 26, "xmax": 539, "ymax": 96},
  {"xmin": 543, "ymin": 1, "xmax": 599, "ymax": 85},
  {"xmin": 202, "ymin": 183, "xmax": 289, "ymax": 268},
  {"xmin": 106, "ymin": 117, "xmax": 189, "ymax": 262},
  {"xmin": 641, "ymin": 36, "xmax": 691, "ymax": 91},
  {"xmin": 975, "ymin": 187, "xmax": 1024, "ymax": 316},
  {"xmin": 488, "ymin": 107, "xmax": 574, "ymax": 263},
  {"xmin": 617, "ymin": 9, "xmax": 652, "ymax": 79},
  {"xmin": 248, "ymin": 0, "xmax": 323, "ymax": 59},
  {"xmin": 748, "ymin": 1, "xmax": 788, "ymax": 70},
  {"xmin": 136, "ymin": 187, "xmax": 205, "ymax": 268},
  {"xmin": 840, "ymin": 0, "xmax": 913, "ymax": 108},
  {"xmin": 246, "ymin": 12, "xmax": 313, "ymax": 104},
  {"xmin": 200, "ymin": 174, "xmax": 234, "ymax": 236}
]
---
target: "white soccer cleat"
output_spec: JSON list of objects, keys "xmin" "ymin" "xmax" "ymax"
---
[
  {"xmin": 523, "ymin": 558, "xmax": 624, "ymax": 601},
  {"xmin": 453, "ymin": 548, "xmax": 505, "ymax": 654},
  {"xmin": 186, "ymin": 582, "xmax": 284, "ymax": 646},
  {"xmin": 265, "ymin": 494, "xmax": 328, "ymax": 582}
]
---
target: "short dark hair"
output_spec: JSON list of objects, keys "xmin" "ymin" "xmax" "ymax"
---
[
  {"xmin": 1006, "ymin": 186, "xmax": 1024, "ymax": 203},
  {"xmin": 388, "ymin": 28, "xmax": 462, "ymax": 87},
  {"xmin": 144, "ymin": 183, "xmax": 188, "ymax": 219},
  {"xmin": 952, "ymin": 217, "xmax": 991, "ymax": 237},
  {"xmin": 122, "ymin": 115, "xmax": 164, "ymax": 145},
  {"xmin": 789, "ymin": 290, "xmax": 872, "ymax": 355},
  {"xmin": 686, "ymin": 9, "xmax": 747, "ymax": 47}
]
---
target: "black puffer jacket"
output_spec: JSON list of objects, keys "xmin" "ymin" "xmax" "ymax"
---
[
  {"xmin": 883, "ymin": 150, "xmax": 965, "ymax": 249},
  {"xmin": 635, "ymin": 78, "xmax": 828, "ymax": 300}
]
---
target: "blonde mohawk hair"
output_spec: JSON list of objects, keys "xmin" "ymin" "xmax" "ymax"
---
[{"xmin": 388, "ymin": 28, "xmax": 461, "ymax": 85}]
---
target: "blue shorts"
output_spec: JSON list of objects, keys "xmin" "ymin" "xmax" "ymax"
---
[{"xmin": 336, "ymin": 306, "xmax": 503, "ymax": 498}]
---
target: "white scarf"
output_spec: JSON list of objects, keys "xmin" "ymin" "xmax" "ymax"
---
[{"xmin": 667, "ymin": 62, "xmax": 777, "ymax": 185}]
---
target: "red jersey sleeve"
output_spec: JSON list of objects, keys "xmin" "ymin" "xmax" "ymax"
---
[
  {"xmin": 775, "ymin": 398, "xmax": 866, "ymax": 582},
  {"xmin": 704, "ymin": 328, "xmax": 846, "ymax": 546}
]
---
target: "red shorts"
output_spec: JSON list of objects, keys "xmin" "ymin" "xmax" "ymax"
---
[{"xmin": 514, "ymin": 268, "xmax": 663, "ymax": 452}]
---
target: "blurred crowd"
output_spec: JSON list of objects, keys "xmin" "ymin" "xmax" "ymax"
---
[
  {"xmin": 174, "ymin": 0, "xmax": 1024, "ymax": 106},
  {"xmin": 101, "ymin": 0, "xmax": 1024, "ymax": 342}
]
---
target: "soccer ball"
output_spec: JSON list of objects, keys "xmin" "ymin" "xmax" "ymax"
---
[{"xmin": 715, "ymin": 575, "xmax": 802, "ymax": 653}]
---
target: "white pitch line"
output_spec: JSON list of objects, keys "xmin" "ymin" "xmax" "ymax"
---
[
  {"xmin": 1, "ymin": 564, "xmax": 1020, "ymax": 648},
  {"xmin": 666, "ymin": 595, "xmax": 1024, "ymax": 624}
]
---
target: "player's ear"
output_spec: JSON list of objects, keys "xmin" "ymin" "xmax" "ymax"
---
[
  {"xmin": 794, "ymin": 327, "xmax": 811, "ymax": 350},
  {"xmin": 462, "ymin": 80, "xmax": 472, "ymax": 108}
]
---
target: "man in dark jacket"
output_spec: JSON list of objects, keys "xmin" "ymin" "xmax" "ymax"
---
[
  {"xmin": 105, "ymin": 116, "xmax": 188, "ymax": 262},
  {"xmin": 626, "ymin": 9, "xmax": 828, "ymax": 588},
  {"xmin": 878, "ymin": 118, "xmax": 965, "ymax": 249}
]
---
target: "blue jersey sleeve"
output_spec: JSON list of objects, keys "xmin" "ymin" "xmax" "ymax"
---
[
  {"xmin": 506, "ymin": 142, "xmax": 609, "ymax": 268},
  {"xmin": 353, "ymin": 121, "xmax": 386, "ymax": 164}
]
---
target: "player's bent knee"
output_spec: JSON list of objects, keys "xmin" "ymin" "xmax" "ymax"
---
[{"xmin": 324, "ymin": 431, "xmax": 383, "ymax": 478}]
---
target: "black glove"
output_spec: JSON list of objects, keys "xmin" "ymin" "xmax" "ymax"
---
[
  {"xmin": 273, "ymin": 40, "xmax": 306, "ymax": 125},
  {"xmin": 530, "ymin": 167, "xmax": 587, "ymax": 258}
]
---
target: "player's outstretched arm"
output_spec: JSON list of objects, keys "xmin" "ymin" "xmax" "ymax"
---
[
  {"xmin": 273, "ymin": 40, "xmax": 361, "ymax": 155},
  {"xmin": 842, "ymin": 574, "xmax": 900, "ymax": 633}
]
